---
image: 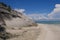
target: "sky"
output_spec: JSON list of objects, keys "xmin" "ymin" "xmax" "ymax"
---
[{"xmin": 0, "ymin": 0, "xmax": 60, "ymax": 21}]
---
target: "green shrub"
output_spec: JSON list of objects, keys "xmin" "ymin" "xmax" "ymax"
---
[
  {"xmin": 0, "ymin": 2, "xmax": 11, "ymax": 12},
  {"xmin": 0, "ymin": 2, "xmax": 7, "ymax": 7}
]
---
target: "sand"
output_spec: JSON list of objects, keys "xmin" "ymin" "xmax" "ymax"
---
[
  {"xmin": 6, "ymin": 24, "xmax": 60, "ymax": 40},
  {"xmin": 37, "ymin": 24, "xmax": 60, "ymax": 40}
]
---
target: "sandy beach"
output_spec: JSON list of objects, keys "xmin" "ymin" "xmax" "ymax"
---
[
  {"xmin": 6, "ymin": 24, "xmax": 60, "ymax": 40},
  {"xmin": 37, "ymin": 24, "xmax": 60, "ymax": 40}
]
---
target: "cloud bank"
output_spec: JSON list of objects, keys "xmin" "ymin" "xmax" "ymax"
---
[
  {"xmin": 27, "ymin": 4, "xmax": 60, "ymax": 21},
  {"xmin": 27, "ymin": 13, "xmax": 48, "ymax": 20},
  {"xmin": 14, "ymin": 4, "xmax": 60, "ymax": 21},
  {"xmin": 48, "ymin": 4, "xmax": 60, "ymax": 20},
  {"xmin": 14, "ymin": 9, "xmax": 25, "ymax": 13}
]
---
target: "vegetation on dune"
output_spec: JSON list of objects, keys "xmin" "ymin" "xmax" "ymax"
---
[
  {"xmin": 0, "ymin": 2, "xmax": 37, "ymax": 40},
  {"xmin": 0, "ymin": 2, "xmax": 13, "ymax": 40},
  {"xmin": 0, "ymin": 2, "xmax": 11, "ymax": 12},
  {"xmin": 0, "ymin": 2, "xmax": 7, "ymax": 7}
]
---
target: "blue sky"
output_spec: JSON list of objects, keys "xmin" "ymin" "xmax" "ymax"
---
[
  {"xmin": 0, "ymin": 0, "xmax": 60, "ymax": 21},
  {"xmin": 0, "ymin": 0, "xmax": 60, "ymax": 14}
]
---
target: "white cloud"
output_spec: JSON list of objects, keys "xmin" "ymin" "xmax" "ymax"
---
[
  {"xmin": 48, "ymin": 4, "xmax": 60, "ymax": 20},
  {"xmin": 14, "ymin": 9, "xmax": 25, "ymax": 13},
  {"xmin": 27, "ymin": 4, "xmax": 60, "ymax": 21},
  {"xmin": 55, "ymin": 4, "xmax": 60, "ymax": 8},
  {"xmin": 14, "ymin": 4, "xmax": 60, "ymax": 21},
  {"xmin": 27, "ymin": 13, "xmax": 48, "ymax": 20}
]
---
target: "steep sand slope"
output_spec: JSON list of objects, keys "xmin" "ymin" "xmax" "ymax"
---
[{"xmin": 6, "ymin": 26, "xmax": 40, "ymax": 40}]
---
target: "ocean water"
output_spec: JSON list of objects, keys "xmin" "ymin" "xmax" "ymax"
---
[
  {"xmin": 35, "ymin": 21, "xmax": 60, "ymax": 32},
  {"xmin": 36, "ymin": 21, "xmax": 60, "ymax": 24},
  {"xmin": 36, "ymin": 21, "xmax": 60, "ymax": 27}
]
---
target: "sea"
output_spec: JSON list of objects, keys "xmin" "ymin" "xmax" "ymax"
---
[
  {"xmin": 36, "ymin": 21, "xmax": 60, "ymax": 24},
  {"xmin": 36, "ymin": 21, "xmax": 60, "ymax": 27}
]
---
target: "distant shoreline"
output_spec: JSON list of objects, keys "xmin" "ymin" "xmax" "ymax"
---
[{"xmin": 36, "ymin": 21, "xmax": 60, "ymax": 24}]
